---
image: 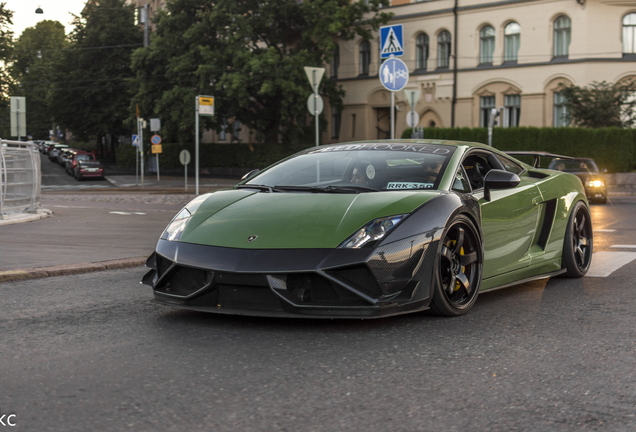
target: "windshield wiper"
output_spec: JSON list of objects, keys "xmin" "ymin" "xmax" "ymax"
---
[
  {"xmin": 275, "ymin": 185, "xmax": 377, "ymax": 194},
  {"xmin": 236, "ymin": 184, "xmax": 278, "ymax": 193}
]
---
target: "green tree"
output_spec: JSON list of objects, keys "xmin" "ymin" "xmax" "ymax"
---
[
  {"xmin": 0, "ymin": 2, "xmax": 14, "ymax": 138},
  {"xmin": 559, "ymin": 80, "xmax": 636, "ymax": 128},
  {"xmin": 11, "ymin": 20, "xmax": 66, "ymax": 139},
  {"xmin": 131, "ymin": 0, "xmax": 391, "ymax": 146},
  {"xmin": 48, "ymin": 0, "xmax": 142, "ymax": 159}
]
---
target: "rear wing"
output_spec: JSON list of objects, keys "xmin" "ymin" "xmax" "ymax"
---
[{"xmin": 504, "ymin": 151, "xmax": 573, "ymax": 169}]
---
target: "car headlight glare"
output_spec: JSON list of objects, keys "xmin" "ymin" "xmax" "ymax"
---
[
  {"xmin": 161, "ymin": 208, "xmax": 191, "ymax": 241},
  {"xmin": 588, "ymin": 179, "xmax": 603, "ymax": 188},
  {"xmin": 340, "ymin": 215, "xmax": 407, "ymax": 249}
]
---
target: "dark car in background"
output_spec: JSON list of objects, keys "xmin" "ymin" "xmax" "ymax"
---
[
  {"xmin": 74, "ymin": 159, "xmax": 104, "ymax": 180},
  {"xmin": 548, "ymin": 157, "xmax": 607, "ymax": 204},
  {"xmin": 48, "ymin": 144, "xmax": 69, "ymax": 162},
  {"xmin": 65, "ymin": 150, "xmax": 95, "ymax": 175}
]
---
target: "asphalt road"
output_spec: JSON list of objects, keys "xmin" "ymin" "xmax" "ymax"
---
[
  {"xmin": 2, "ymin": 196, "xmax": 636, "ymax": 431},
  {"xmin": 40, "ymin": 151, "xmax": 112, "ymax": 191}
]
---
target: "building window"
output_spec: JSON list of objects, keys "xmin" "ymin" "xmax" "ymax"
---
[
  {"xmin": 416, "ymin": 33, "xmax": 429, "ymax": 70},
  {"xmin": 438, "ymin": 31, "xmax": 451, "ymax": 68},
  {"xmin": 554, "ymin": 15, "xmax": 571, "ymax": 58},
  {"xmin": 504, "ymin": 94, "xmax": 520, "ymax": 127},
  {"xmin": 351, "ymin": 114, "xmax": 356, "ymax": 138},
  {"xmin": 504, "ymin": 22, "xmax": 520, "ymax": 62},
  {"xmin": 331, "ymin": 106, "xmax": 341, "ymax": 139},
  {"xmin": 624, "ymin": 13, "xmax": 636, "ymax": 54},
  {"xmin": 331, "ymin": 44, "xmax": 340, "ymax": 78},
  {"xmin": 479, "ymin": 25, "xmax": 495, "ymax": 64},
  {"xmin": 553, "ymin": 92, "xmax": 569, "ymax": 127},
  {"xmin": 359, "ymin": 40, "xmax": 371, "ymax": 75},
  {"xmin": 480, "ymin": 96, "xmax": 495, "ymax": 127},
  {"xmin": 232, "ymin": 120, "xmax": 241, "ymax": 141},
  {"xmin": 219, "ymin": 122, "xmax": 227, "ymax": 141}
]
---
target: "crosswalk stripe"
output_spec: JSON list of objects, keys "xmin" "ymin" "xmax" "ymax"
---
[{"xmin": 586, "ymin": 251, "xmax": 636, "ymax": 277}]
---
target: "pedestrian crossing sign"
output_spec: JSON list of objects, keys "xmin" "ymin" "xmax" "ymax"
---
[{"xmin": 380, "ymin": 24, "xmax": 404, "ymax": 58}]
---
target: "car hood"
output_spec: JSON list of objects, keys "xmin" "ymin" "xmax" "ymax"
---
[{"xmin": 179, "ymin": 189, "xmax": 441, "ymax": 249}]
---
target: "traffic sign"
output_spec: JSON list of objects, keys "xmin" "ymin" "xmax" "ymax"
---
[
  {"xmin": 150, "ymin": 118, "xmax": 161, "ymax": 132},
  {"xmin": 132, "ymin": 134, "xmax": 140, "ymax": 146},
  {"xmin": 379, "ymin": 58, "xmax": 409, "ymax": 92},
  {"xmin": 151, "ymin": 144, "xmax": 162, "ymax": 154},
  {"xmin": 307, "ymin": 94, "xmax": 324, "ymax": 116},
  {"xmin": 404, "ymin": 89, "xmax": 422, "ymax": 109},
  {"xmin": 179, "ymin": 149, "xmax": 191, "ymax": 165},
  {"xmin": 406, "ymin": 111, "xmax": 420, "ymax": 128},
  {"xmin": 380, "ymin": 24, "xmax": 404, "ymax": 58},
  {"xmin": 151, "ymin": 134, "xmax": 162, "ymax": 145},
  {"xmin": 304, "ymin": 67, "xmax": 325, "ymax": 89},
  {"xmin": 198, "ymin": 96, "xmax": 214, "ymax": 116}
]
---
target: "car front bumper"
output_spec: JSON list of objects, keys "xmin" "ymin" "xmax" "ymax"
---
[{"xmin": 142, "ymin": 236, "xmax": 438, "ymax": 319}]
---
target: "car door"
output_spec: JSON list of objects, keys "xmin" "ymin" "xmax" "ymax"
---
[{"xmin": 461, "ymin": 151, "xmax": 543, "ymax": 279}]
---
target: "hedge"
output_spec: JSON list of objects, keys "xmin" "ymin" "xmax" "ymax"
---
[
  {"xmin": 401, "ymin": 127, "xmax": 635, "ymax": 173},
  {"xmin": 116, "ymin": 141, "xmax": 314, "ymax": 172},
  {"xmin": 113, "ymin": 127, "xmax": 636, "ymax": 174}
]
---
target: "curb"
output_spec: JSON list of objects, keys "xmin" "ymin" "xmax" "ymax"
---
[
  {"xmin": 0, "ymin": 208, "xmax": 53, "ymax": 226},
  {"xmin": 0, "ymin": 257, "xmax": 148, "ymax": 284}
]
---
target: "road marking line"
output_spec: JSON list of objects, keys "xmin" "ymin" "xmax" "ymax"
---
[
  {"xmin": 586, "ymin": 251, "xmax": 636, "ymax": 277},
  {"xmin": 110, "ymin": 211, "xmax": 131, "ymax": 215},
  {"xmin": 610, "ymin": 245, "xmax": 636, "ymax": 249},
  {"xmin": 594, "ymin": 229, "xmax": 616, "ymax": 232}
]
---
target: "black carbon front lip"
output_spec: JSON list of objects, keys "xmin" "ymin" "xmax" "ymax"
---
[{"xmin": 143, "ymin": 239, "xmax": 436, "ymax": 318}]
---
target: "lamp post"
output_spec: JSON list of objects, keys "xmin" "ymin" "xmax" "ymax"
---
[{"xmin": 35, "ymin": 7, "xmax": 43, "ymax": 14}]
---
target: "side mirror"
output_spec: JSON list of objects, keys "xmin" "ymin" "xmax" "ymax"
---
[
  {"xmin": 484, "ymin": 169, "xmax": 520, "ymax": 201},
  {"xmin": 241, "ymin": 169, "xmax": 260, "ymax": 181}
]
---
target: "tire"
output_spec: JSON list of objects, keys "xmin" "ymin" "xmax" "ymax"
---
[
  {"xmin": 562, "ymin": 201, "xmax": 593, "ymax": 278},
  {"xmin": 429, "ymin": 215, "xmax": 483, "ymax": 317}
]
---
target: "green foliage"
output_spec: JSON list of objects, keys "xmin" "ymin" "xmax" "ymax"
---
[
  {"xmin": 130, "ymin": 0, "xmax": 391, "ymax": 146},
  {"xmin": 116, "ymin": 141, "xmax": 313, "ymax": 170},
  {"xmin": 558, "ymin": 81, "xmax": 636, "ymax": 128},
  {"xmin": 47, "ymin": 0, "xmax": 142, "ymax": 158},
  {"xmin": 11, "ymin": 20, "xmax": 66, "ymax": 139},
  {"xmin": 0, "ymin": 2, "xmax": 14, "ymax": 138},
  {"xmin": 400, "ymin": 127, "xmax": 635, "ymax": 173}
]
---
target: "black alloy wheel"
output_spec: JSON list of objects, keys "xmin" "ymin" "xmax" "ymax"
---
[
  {"xmin": 429, "ymin": 215, "xmax": 483, "ymax": 317},
  {"xmin": 563, "ymin": 201, "xmax": 593, "ymax": 277}
]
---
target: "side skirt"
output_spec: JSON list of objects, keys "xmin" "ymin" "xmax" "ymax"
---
[{"xmin": 480, "ymin": 268, "xmax": 566, "ymax": 293}]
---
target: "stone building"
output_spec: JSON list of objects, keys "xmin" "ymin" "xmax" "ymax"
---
[{"xmin": 327, "ymin": 0, "xmax": 636, "ymax": 144}]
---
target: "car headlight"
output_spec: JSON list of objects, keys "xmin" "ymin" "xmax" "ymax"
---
[
  {"xmin": 588, "ymin": 179, "xmax": 604, "ymax": 188},
  {"xmin": 339, "ymin": 215, "xmax": 407, "ymax": 249},
  {"xmin": 161, "ymin": 208, "xmax": 191, "ymax": 241}
]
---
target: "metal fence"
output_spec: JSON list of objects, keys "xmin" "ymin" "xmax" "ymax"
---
[{"xmin": 0, "ymin": 139, "xmax": 41, "ymax": 218}]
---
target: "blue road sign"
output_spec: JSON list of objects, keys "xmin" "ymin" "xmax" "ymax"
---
[
  {"xmin": 379, "ymin": 58, "xmax": 409, "ymax": 92},
  {"xmin": 132, "ymin": 134, "xmax": 140, "ymax": 146},
  {"xmin": 151, "ymin": 134, "xmax": 162, "ymax": 145},
  {"xmin": 380, "ymin": 24, "xmax": 404, "ymax": 58}
]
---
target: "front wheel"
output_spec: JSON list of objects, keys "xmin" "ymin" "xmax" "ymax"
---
[
  {"xmin": 562, "ymin": 201, "xmax": 593, "ymax": 277},
  {"xmin": 429, "ymin": 215, "xmax": 483, "ymax": 317}
]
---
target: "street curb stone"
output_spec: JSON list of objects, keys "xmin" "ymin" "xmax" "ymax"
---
[{"xmin": 0, "ymin": 257, "xmax": 147, "ymax": 284}]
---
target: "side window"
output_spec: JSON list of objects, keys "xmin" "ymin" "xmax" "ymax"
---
[
  {"xmin": 462, "ymin": 154, "xmax": 495, "ymax": 190},
  {"xmin": 495, "ymin": 154, "xmax": 524, "ymax": 175},
  {"xmin": 452, "ymin": 166, "xmax": 471, "ymax": 193}
]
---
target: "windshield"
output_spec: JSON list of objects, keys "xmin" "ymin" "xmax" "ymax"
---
[
  {"xmin": 244, "ymin": 143, "xmax": 454, "ymax": 192},
  {"xmin": 549, "ymin": 159, "xmax": 598, "ymax": 173}
]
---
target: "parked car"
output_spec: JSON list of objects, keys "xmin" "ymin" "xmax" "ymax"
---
[
  {"xmin": 74, "ymin": 159, "xmax": 104, "ymax": 180},
  {"xmin": 58, "ymin": 148, "xmax": 75, "ymax": 166},
  {"xmin": 547, "ymin": 157, "xmax": 607, "ymax": 204},
  {"xmin": 142, "ymin": 139, "xmax": 593, "ymax": 319},
  {"xmin": 65, "ymin": 150, "xmax": 95, "ymax": 175},
  {"xmin": 48, "ymin": 144, "xmax": 69, "ymax": 162}
]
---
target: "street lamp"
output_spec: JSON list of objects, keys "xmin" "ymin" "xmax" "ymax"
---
[{"xmin": 35, "ymin": 7, "xmax": 43, "ymax": 14}]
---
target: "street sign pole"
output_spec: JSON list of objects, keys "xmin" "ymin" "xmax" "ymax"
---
[
  {"xmin": 314, "ymin": 70, "xmax": 319, "ymax": 146},
  {"xmin": 391, "ymin": 92, "xmax": 395, "ymax": 140},
  {"xmin": 195, "ymin": 97, "xmax": 200, "ymax": 195},
  {"xmin": 135, "ymin": 142, "xmax": 139, "ymax": 185}
]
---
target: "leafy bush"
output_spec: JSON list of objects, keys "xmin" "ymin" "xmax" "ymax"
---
[{"xmin": 401, "ymin": 127, "xmax": 634, "ymax": 172}]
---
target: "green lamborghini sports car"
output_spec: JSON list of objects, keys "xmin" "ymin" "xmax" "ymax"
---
[{"xmin": 142, "ymin": 140, "xmax": 593, "ymax": 318}]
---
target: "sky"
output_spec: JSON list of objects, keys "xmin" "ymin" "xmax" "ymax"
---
[{"xmin": 7, "ymin": 0, "xmax": 88, "ymax": 38}]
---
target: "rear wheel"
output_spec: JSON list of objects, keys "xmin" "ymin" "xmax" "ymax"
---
[
  {"xmin": 429, "ymin": 215, "xmax": 483, "ymax": 317},
  {"xmin": 562, "ymin": 201, "xmax": 593, "ymax": 277}
]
